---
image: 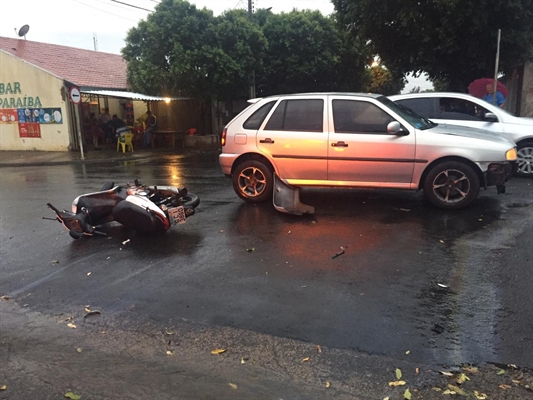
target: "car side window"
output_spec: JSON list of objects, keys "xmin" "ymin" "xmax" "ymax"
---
[
  {"xmin": 438, "ymin": 98, "xmax": 488, "ymax": 121},
  {"xmin": 264, "ymin": 99, "xmax": 324, "ymax": 132},
  {"xmin": 394, "ymin": 98, "xmax": 437, "ymax": 119},
  {"xmin": 243, "ymin": 101, "xmax": 276, "ymax": 130},
  {"xmin": 332, "ymin": 100, "xmax": 393, "ymax": 133}
]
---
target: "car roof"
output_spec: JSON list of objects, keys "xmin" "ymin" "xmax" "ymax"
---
[
  {"xmin": 389, "ymin": 92, "xmax": 480, "ymax": 99},
  {"xmin": 249, "ymin": 92, "xmax": 384, "ymax": 103}
]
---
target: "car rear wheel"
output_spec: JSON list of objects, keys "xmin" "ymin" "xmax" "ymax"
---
[
  {"xmin": 423, "ymin": 161, "xmax": 480, "ymax": 209},
  {"xmin": 232, "ymin": 160, "xmax": 273, "ymax": 203},
  {"xmin": 515, "ymin": 141, "xmax": 533, "ymax": 177}
]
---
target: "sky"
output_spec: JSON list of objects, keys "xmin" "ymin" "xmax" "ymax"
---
[{"xmin": 3, "ymin": 0, "xmax": 431, "ymax": 92}]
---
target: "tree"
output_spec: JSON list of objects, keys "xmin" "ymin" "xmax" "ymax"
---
[
  {"xmin": 333, "ymin": 0, "xmax": 533, "ymax": 91},
  {"xmin": 363, "ymin": 65, "xmax": 405, "ymax": 95},
  {"xmin": 254, "ymin": 10, "xmax": 367, "ymax": 96},
  {"xmin": 122, "ymin": 0, "xmax": 266, "ymax": 101}
]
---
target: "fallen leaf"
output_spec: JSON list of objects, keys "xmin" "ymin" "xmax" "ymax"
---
[
  {"xmin": 462, "ymin": 366, "xmax": 479, "ymax": 373},
  {"xmin": 405, "ymin": 350, "xmax": 410, "ymax": 355},
  {"xmin": 432, "ymin": 387, "xmax": 442, "ymax": 391},
  {"xmin": 51, "ymin": 260, "xmax": 59, "ymax": 264},
  {"xmin": 86, "ymin": 272, "xmax": 91, "ymax": 276},
  {"xmin": 499, "ymin": 384, "xmax": 511, "ymax": 390},
  {"xmin": 0, "ymin": 296, "xmax": 9, "ymax": 300},
  {"xmin": 302, "ymin": 357, "xmax": 310, "ymax": 362},
  {"xmin": 211, "ymin": 348, "xmax": 226, "ymax": 355},
  {"xmin": 396, "ymin": 368, "xmax": 403, "ymax": 380},
  {"xmin": 448, "ymin": 384, "xmax": 468, "ymax": 396},
  {"xmin": 404, "ymin": 388, "xmax": 411, "ymax": 399},
  {"xmin": 439, "ymin": 240, "xmax": 445, "ymax": 243},
  {"xmin": 166, "ymin": 350, "xmax": 173, "ymax": 355},
  {"xmin": 0, "ymin": 385, "xmax": 6, "ymax": 390},
  {"xmin": 83, "ymin": 310, "xmax": 101, "ymax": 318},
  {"xmin": 317, "ymin": 345, "xmax": 322, "ymax": 353},
  {"xmin": 512, "ymin": 379, "xmax": 522, "ymax": 384},
  {"xmin": 497, "ymin": 369, "xmax": 506, "ymax": 375},
  {"xmin": 228, "ymin": 383, "xmax": 238, "ymax": 389},
  {"xmin": 84, "ymin": 307, "xmax": 91, "ymax": 313},
  {"xmin": 383, "ymin": 397, "xmax": 389, "ymax": 400},
  {"xmin": 67, "ymin": 323, "xmax": 77, "ymax": 329},
  {"xmin": 246, "ymin": 248, "xmax": 255, "ymax": 252},
  {"xmin": 439, "ymin": 371, "xmax": 454, "ymax": 376},
  {"xmin": 76, "ymin": 348, "xmax": 82, "ymax": 353},
  {"xmin": 241, "ymin": 358, "xmax": 245, "ymax": 364},
  {"xmin": 473, "ymin": 390, "xmax": 487, "ymax": 399},
  {"xmin": 64, "ymin": 392, "xmax": 81, "ymax": 400},
  {"xmin": 325, "ymin": 381, "xmax": 330, "ymax": 388},
  {"xmin": 456, "ymin": 373, "xmax": 470, "ymax": 384},
  {"xmin": 388, "ymin": 381, "xmax": 406, "ymax": 386},
  {"xmin": 443, "ymin": 389, "xmax": 456, "ymax": 395}
]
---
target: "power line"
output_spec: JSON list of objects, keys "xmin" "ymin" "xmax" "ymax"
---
[
  {"xmin": 109, "ymin": 0, "xmax": 153, "ymax": 12},
  {"xmin": 75, "ymin": 0, "xmax": 141, "ymax": 22}
]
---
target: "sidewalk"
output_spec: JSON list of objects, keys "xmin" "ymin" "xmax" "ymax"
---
[{"xmin": 0, "ymin": 146, "xmax": 183, "ymax": 167}]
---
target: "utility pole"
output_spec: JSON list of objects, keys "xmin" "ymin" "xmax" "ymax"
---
[
  {"xmin": 492, "ymin": 29, "xmax": 501, "ymax": 105},
  {"xmin": 248, "ymin": 0, "xmax": 256, "ymax": 99}
]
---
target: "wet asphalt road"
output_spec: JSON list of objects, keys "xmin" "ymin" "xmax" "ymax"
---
[{"xmin": 1, "ymin": 151, "xmax": 533, "ymax": 389}]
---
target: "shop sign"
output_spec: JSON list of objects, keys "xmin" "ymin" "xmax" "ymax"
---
[{"xmin": 0, "ymin": 82, "xmax": 42, "ymax": 109}]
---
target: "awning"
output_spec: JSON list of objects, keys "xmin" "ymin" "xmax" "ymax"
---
[{"xmin": 81, "ymin": 89, "xmax": 190, "ymax": 101}]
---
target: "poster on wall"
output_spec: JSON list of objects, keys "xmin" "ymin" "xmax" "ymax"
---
[
  {"xmin": 19, "ymin": 122, "xmax": 41, "ymax": 138},
  {"xmin": 0, "ymin": 109, "xmax": 18, "ymax": 123},
  {"xmin": 16, "ymin": 107, "xmax": 63, "ymax": 124},
  {"xmin": 38, "ymin": 108, "xmax": 63, "ymax": 124},
  {"xmin": 17, "ymin": 108, "xmax": 40, "ymax": 123}
]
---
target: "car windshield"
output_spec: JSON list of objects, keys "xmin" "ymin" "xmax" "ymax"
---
[{"xmin": 378, "ymin": 96, "xmax": 437, "ymax": 130}]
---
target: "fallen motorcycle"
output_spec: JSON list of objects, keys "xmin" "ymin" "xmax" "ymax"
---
[{"xmin": 46, "ymin": 180, "xmax": 200, "ymax": 239}]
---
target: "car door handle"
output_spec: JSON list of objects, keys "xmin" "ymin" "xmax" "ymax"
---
[
  {"xmin": 332, "ymin": 141, "xmax": 348, "ymax": 148},
  {"xmin": 260, "ymin": 138, "xmax": 275, "ymax": 144}
]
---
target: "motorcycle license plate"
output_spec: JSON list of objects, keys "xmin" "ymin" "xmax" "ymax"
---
[{"xmin": 168, "ymin": 206, "xmax": 186, "ymax": 225}]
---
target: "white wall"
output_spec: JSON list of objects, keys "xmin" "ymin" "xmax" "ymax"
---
[{"xmin": 0, "ymin": 50, "xmax": 71, "ymax": 151}]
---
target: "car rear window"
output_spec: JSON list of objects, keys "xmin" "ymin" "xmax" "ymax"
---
[
  {"xmin": 242, "ymin": 101, "xmax": 276, "ymax": 130},
  {"xmin": 264, "ymin": 99, "xmax": 324, "ymax": 132}
]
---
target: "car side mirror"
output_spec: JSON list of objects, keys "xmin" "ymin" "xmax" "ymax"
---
[
  {"xmin": 484, "ymin": 112, "xmax": 498, "ymax": 122},
  {"xmin": 387, "ymin": 121, "xmax": 409, "ymax": 136}
]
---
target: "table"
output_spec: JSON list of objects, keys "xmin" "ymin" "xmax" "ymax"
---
[{"xmin": 150, "ymin": 130, "xmax": 186, "ymax": 150}]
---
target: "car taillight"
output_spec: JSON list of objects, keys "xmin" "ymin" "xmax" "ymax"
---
[{"xmin": 220, "ymin": 128, "xmax": 227, "ymax": 147}]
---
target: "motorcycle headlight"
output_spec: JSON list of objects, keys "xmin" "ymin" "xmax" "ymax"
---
[{"xmin": 506, "ymin": 148, "xmax": 517, "ymax": 161}]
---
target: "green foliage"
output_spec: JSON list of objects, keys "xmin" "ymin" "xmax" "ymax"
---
[
  {"xmin": 333, "ymin": 0, "xmax": 533, "ymax": 91},
  {"xmin": 123, "ymin": 1, "xmax": 369, "ymax": 102},
  {"xmin": 123, "ymin": 0, "xmax": 266, "ymax": 100},
  {"xmin": 256, "ymin": 10, "xmax": 366, "ymax": 96},
  {"xmin": 363, "ymin": 66, "xmax": 405, "ymax": 95}
]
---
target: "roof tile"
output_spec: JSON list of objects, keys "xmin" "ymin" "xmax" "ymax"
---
[{"xmin": 0, "ymin": 36, "xmax": 128, "ymax": 90}]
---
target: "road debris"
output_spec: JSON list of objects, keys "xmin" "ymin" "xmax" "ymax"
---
[
  {"xmin": 122, "ymin": 239, "xmax": 130, "ymax": 245},
  {"xmin": 211, "ymin": 348, "xmax": 226, "ymax": 355}
]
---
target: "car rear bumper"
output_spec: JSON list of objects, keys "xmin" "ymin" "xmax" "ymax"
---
[{"xmin": 219, "ymin": 153, "xmax": 239, "ymax": 176}]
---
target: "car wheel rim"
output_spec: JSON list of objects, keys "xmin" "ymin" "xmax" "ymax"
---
[
  {"xmin": 432, "ymin": 169, "xmax": 471, "ymax": 204},
  {"xmin": 517, "ymin": 146, "xmax": 533, "ymax": 175},
  {"xmin": 238, "ymin": 167, "xmax": 267, "ymax": 198}
]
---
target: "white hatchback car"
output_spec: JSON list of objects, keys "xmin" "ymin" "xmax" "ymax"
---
[
  {"xmin": 389, "ymin": 92, "xmax": 533, "ymax": 176},
  {"xmin": 219, "ymin": 93, "xmax": 517, "ymax": 210}
]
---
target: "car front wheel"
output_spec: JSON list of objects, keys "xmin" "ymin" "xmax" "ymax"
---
[
  {"xmin": 423, "ymin": 161, "xmax": 480, "ymax": 209},
  {"xmin": 516, "ymin": 141, "xmax": 533, "ymax": 177},
  {"xmin": 232, "ymin": 160, "xmax": 273, "ymax": 203}
]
